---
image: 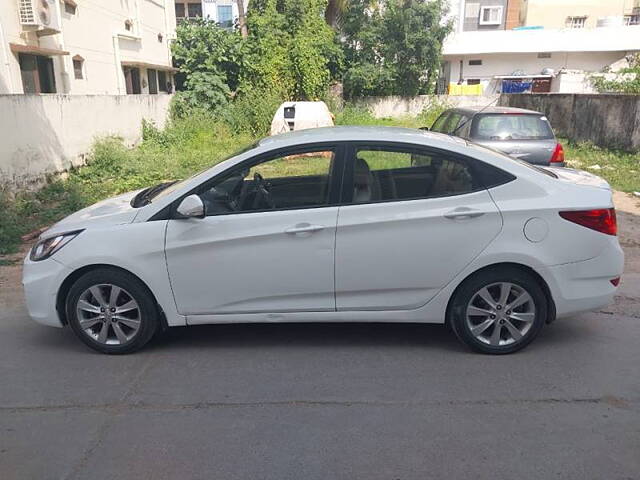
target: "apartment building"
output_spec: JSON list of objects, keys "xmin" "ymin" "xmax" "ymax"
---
[
  {"xmin": 449, "ymin": 0, "xmax": 523, "ymax": 32},
  {"xmin": 521, "ymin": 0, "xmax": 640, "ymax": 29},
  {"xmin": 0, "ymin": 0, "xmax": 176, "ymax": 95},
  {"xmin": 174, "ymin": 0, "xmax": 247, "ymax": 27},
  {"xmin": 443, "ymin": 0, "xmax": 640, "ymax": 95}
]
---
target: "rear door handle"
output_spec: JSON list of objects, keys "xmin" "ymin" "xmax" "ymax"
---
[
  {"xmin": 285, "ymin": 223, "xmax": 325, "ymax": 234},
  {"xmin": 444, "ymin": 208, "xmax": 486, "ymax": 220}
]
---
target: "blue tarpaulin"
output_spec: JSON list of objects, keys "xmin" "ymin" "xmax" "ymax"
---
[{"xmin": 501, "ymin": 80, "xmax": 533, "ymax": 93}]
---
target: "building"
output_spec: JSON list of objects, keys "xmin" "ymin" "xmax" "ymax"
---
[
  {"xmin": 174, "ymin": 0, "xmax": 247, "ymax": 27},
  {"xmin": 442, "ymin": 0, "xmax": 640, "ymax": 95},
  {"xmin": 449, "ymin": 0, "xmax": 523, "ymax": 33},
  {"xmin": 442, "ymin": 25, "xmax": 640, "ymax": 95},
  {"xmin": 521, "ymin": 0, "xmax": 640, "ymax": 29},
  {"xmin": 0, "ymin": 0, "xmax": 176, "ymax": 95}
]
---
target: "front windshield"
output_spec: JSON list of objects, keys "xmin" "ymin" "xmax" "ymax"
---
[{"xmin": 146, "ymin": 141, "xmax": 260, "ymax": 203}]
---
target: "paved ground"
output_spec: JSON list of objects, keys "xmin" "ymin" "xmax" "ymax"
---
[{"xmin": 1, "ymin": 193, "xmax": 639, "ymax": 480}]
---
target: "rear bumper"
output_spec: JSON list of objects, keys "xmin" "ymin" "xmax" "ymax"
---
[
  {"xmin": 22, "ymin": 256, "xmax": 70, "ymax": 328},
  {"xmin": 545, "ymin": 239, "xmax": 624, "ymax": 318}
]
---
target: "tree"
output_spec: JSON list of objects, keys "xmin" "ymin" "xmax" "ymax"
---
[
  {"xmin": 325, "ymin": 0, "xmax": 348, "ymax": 28},
  {"xmin": 237, "ymin": 0, "xmax": 248, "ymax": 38},
  {"xmin": 341, "ymin": 0, "xmax": 451, "ymax": 98},
  {"xmin": 171, "ymin": 19, "xmax": 244, "ymax": 111},
  {"xmin": 242, "ymin": 0, "xmax": 342, "ymax": 99}
]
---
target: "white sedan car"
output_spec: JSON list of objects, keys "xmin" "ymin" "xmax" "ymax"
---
[{"xmin": 23, "ymin": 127, "xmax": 623, "ymax": 354}]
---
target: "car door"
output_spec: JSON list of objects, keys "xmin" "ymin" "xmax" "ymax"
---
[
  {"xmin": 334, "ymin": 143, "xmax": 503, "ymax": 311},
  {"xmin": 164, "ymin": 145, "xmax": 343, "ymax": 316}
]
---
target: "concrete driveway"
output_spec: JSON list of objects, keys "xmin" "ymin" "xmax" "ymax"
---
[{"xmin": 1, "ymin": 193, "xmax": 639, "ymax": 480}]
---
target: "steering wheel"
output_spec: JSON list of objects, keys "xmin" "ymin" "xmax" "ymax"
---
[{"xmin": 252, "ymin": 172, "xmax": 276, "ymax": 210}]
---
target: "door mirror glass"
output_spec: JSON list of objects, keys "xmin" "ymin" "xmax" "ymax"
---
[{"xmin": 176, "ymin": 194, "xmax": 205, "ymax": 219}]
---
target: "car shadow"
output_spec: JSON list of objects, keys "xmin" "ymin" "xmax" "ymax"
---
[{"xmin": 146, "ymin": 322, "xmax": 467, "ymax": 353}]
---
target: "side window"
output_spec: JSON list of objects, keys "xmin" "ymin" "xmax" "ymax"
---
[
  {"xmin": 431, "ymin": 113, "xmax": 449, "ymax": 132},
  {"xmin": 199, "ymin": 149, "xmax": 335, "ymax": 215},
  {"xmin": 349, "ymin": 146, "xmax": 480, "ymax": 204}
]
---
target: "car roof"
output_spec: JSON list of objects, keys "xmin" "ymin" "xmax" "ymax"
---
[
  {"xmin": 257, "ymin": 125, "xmax": 467, "ymax": 150},
  {"xmin": 447, "ymin": 106, "xmax": 544, "ymax": 116}
]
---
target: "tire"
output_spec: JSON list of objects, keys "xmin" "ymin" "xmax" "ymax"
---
[
  {"xmin": 66, "ymin": 268, "xmax": 159, "ymax": 354},
  {"xmin": 448, "ymin": 266, "xmax": 547, "ymax": 354}
]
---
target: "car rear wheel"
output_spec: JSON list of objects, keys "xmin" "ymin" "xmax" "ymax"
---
[
  {"xmin": 66, "ymin": 268, "xmax": 158, "ymax": 354},
  {"xmin": 448, "ymin": 267, "xmax": 547, "ymax": 354}
]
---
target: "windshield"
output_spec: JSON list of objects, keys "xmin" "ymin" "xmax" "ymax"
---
[
  {"xmin": 472, "ymin": 114, "xmax": 554, "ymax": 141},
  {"xmin": 143, "ymin": 142, "xmax": 260, "ymax": 204}
]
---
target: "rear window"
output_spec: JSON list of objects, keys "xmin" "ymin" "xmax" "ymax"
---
[{"xmin": 471, "ymin": 114, "xmax": 554, "ymax": 140}]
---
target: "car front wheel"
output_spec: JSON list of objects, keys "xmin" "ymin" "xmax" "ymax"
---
[
  {"xmin": 66, "ymin": 268, "xmax": 158, "ymax": 354},
  {"xmin": 448, "ymin": 267, "xmax": 548, "ymax": 354}
]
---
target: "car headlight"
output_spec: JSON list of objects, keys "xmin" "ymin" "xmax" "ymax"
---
[{"xmin": 30, "ymin": 230, "xmax": 83, "ymax": 262}]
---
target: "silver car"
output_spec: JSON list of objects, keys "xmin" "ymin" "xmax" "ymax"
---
[{"xmin": 429, "ymin": 106, "xmax": 565, "ymax": 167}]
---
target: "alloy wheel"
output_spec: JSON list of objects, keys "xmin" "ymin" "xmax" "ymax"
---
[
  {"xmin": 76, "ymin": 284, "xmax": 141, "ymax": 345},
  {"xmin": 465, "ymin": 282, "xmax": 536, "ymax": 347}
]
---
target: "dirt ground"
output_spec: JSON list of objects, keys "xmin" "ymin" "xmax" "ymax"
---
[{"xmin": 1, "ymin": 192, "xmax": 639, "ymax": 316}]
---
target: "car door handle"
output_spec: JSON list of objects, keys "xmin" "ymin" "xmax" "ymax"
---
[
  {"xmin": 285, "ymin": 223, "xmax": 325, "ymax": 234},
  {"xmin": 443, "ymin": 208, "xmax": 486, "ymax": 220}
]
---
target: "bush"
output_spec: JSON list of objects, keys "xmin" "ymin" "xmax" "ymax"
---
[{"xmin": 222, "ymin": 87, "xmax": 285, "ymax": 136}]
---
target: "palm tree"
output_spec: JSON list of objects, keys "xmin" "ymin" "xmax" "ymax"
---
[{"xmin": 325, "ymin": 0, "xmax": 348, "ymax": 28}]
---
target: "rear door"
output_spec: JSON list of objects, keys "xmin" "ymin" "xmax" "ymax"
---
[{"xmin": 334, "ymin": 143, "xmax": 503, "ymax": 311}]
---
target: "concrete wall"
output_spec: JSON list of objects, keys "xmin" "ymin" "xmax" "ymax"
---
[
  {"xmin": 499, "ymin": 93, "xmax": 640, "ymax": 151},
  {"xmin": 0, "ymin": 94, "xmax": 172, "ymax": 189},
  {"xmin": 356, "ymin": 94, "xmax": 501, "ymax": 118}
]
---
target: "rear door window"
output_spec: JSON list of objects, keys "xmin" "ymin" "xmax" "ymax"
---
[{"xmin": 471, "ymin": 114, "xmax": 554, "ymax": 140}]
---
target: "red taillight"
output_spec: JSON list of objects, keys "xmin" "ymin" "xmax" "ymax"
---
[
  {"xmin": 550, "ymin": 143, "xmax": 565, "ymax": 163},
  {"xmin": 610, "ymin": 277, "xmax": 621, "ymax": 287},
  {"xmin": 559, "ymin": 208, "xmax": 617, "ymax": 236}
]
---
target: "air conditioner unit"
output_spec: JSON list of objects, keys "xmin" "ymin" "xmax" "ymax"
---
[{"xmin": 18, "ymin": 0, "xmax": 61, "ymax": 34}]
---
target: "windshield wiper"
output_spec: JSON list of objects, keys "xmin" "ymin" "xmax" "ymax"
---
[{"xmin": 131, "ymin": 181, "xmax": 177, "ymax": 208}]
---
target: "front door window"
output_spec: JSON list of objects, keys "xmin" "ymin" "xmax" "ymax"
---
[{"xmin": 198, "ymin": 149, "xmax": 336, "ymax": 216}]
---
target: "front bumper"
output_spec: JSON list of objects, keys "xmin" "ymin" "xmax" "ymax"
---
[{"xmin": 22, "ymin": 256, "xmax": 71, "ymax": 328}]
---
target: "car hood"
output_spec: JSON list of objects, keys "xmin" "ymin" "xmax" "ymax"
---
[
  {"xmin": 44, "ymin": 189, "xmax": 143, "ymax": 237},
  {"xmin": 543, "ymin": 167, "xmax": 611, "ymax": 190}
]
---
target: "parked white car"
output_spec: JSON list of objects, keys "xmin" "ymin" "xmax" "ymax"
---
[{"xmin": 23, "ymin": 127, "xmax": 623, "ymax": 354}]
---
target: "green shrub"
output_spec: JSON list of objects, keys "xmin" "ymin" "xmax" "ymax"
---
[{"xmin": 222, "ymin": 87, "xmax": 284, "ymax": 136}]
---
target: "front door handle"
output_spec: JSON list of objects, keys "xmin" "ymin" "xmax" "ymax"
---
[
  {"xmin": 285, "ymin": 223, "xmax": 325, "ymax": 234},
  {"xmin": 444, "ymin": 208, "xmax": 486, "ymax": 220}
]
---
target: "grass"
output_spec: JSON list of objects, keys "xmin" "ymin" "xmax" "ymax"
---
[
  {"xmin": 1, "ymin": 104, "xmax": 638, "ymax": 257},
  {"xmin": 561, "ymin": 139, "xmax": 640, "ymax": 193}
]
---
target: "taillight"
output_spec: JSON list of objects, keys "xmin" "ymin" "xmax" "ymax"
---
[
  {"xmin": 550, "ymin": 143, "xmax": 565, "ymax": 163},
  {"xmin": 559, "ymin": 208, "xmax": 617, "ymax": 236}
]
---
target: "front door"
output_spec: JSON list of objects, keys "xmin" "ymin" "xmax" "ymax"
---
[
  {"xmin": 335, "ymin": 144, "xmax": 503, "ymax": 311},
  {"xmin": 165, "ymin": 146, "xmax": 341, "ymax": 316}
]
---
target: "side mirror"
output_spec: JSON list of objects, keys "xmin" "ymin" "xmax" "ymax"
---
[
  {"xmin": 176, "ymin": 194, "xmax": 205, "ymax": 219},
  {"xmin": 419, "ymin": 126, "xmax": 430, "ymax": 131}
]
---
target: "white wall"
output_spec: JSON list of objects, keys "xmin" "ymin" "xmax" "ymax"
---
[
  {"xmin": 0, "ymin": 0, "xmax": 176, "ymax": 95},
  {"xmin": 356, "ymin": 94, "xmax": 501, "ymax": 118},
  {"xmin": 446, "ymin": 51, "xmax": 628, "ymax": 93},
  {"xmin": 0, "ymin": 94, "xmax": 172, "ymax": 188}
]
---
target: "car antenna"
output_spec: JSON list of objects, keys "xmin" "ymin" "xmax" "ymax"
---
[{"xmin": 450, "ymin": 96, "xmax": 500, "ymax": 136}]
